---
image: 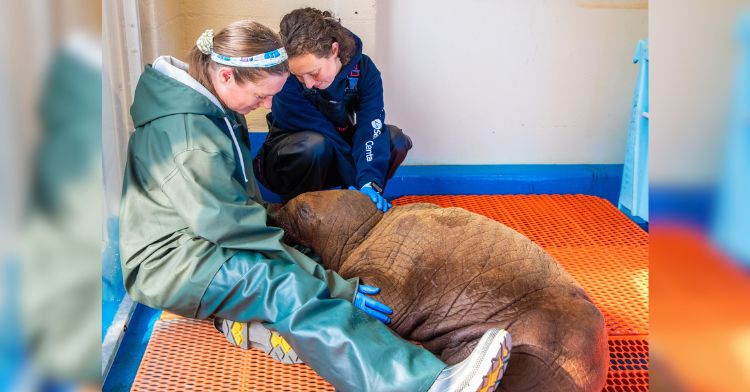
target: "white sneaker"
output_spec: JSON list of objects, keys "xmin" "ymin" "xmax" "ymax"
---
[
  {"xmin": 427, "ymin": 328, "xmax": 512, "ymax": 392},
  {"xmin": 213, "ymin": 317, "xmax": 303, "ymax": 364}
]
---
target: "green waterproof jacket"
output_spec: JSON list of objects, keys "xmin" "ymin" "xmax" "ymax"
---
[{"xmin": 119, "ymin": 56, "xmax": 358, "ymax": 317}]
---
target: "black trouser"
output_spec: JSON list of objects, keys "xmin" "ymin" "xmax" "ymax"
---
[{"xmin": 253, "ymin": 125, "xmax": 412, "ymax": 201}]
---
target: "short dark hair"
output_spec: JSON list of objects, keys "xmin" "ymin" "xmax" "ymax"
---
[{"xmin": 280, "ymin": 8, "xmax": 356, "ymax": 65}]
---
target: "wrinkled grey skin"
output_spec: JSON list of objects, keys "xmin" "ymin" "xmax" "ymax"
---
[{"xmin": 276, "ymin": 190, "xmax": 608, "ymax": 391}]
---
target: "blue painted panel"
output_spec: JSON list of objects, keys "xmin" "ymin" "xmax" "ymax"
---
[
  {"xmin": 619, "ymin": 39, "xmax": 649, "ymax": 221},
  {"xmin": 712, "ymin": 11, "xmax": 750, "ymax": 267},
  {"xmin": 102, "ymin": 304, "xmax": 162, "ymax": 392},
  {"xmin": 0, "ymin": 258, "xmax": 24, "ymax": 392},
  {"xmin": 384, "ymin": 164, "xmax": 623, "ymax": 205},
  {"xmin": 102, "ymin": 217, "xmax": 125, "ymax": 340},
  {"xmin": 250, "ymin": 131, "xmax": 623, "ymax": 204},
  {"xmin": 650, "ymin": 186, "xmax": 716, "ymax": 229}
]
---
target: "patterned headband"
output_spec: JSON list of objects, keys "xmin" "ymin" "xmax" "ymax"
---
[{"xmin": 196, "ymin": 29, "xmax": 288, "ymax": 68}]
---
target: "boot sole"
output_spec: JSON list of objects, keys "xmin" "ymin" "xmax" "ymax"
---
[{"xmin": 214, "ymin": 318, "xmax": 304, "ymax": 365}]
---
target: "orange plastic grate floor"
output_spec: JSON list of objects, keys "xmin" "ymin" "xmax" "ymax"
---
[{"xmin": 131, "ymin": 194, "xmax": 648, "ymax": 391}]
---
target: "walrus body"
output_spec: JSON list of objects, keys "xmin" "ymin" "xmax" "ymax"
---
[{"xmin": 276, "ymin": 190, "xmax": 608, "ymax": 391}]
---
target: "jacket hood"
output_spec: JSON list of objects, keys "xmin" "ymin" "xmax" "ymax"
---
[{"xmin": 130, "ymin": 56, "xmax": 226, "ymax": 127}]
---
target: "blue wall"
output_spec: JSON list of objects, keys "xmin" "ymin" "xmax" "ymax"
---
[{"xmin": 249, "ymin": 132, "xmax": 623, "ymax": 205}]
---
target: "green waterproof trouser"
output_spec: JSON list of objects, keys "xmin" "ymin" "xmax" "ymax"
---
[{"xmin": 195, "ymin": 250, "xmax": 446, "ymax": 392}]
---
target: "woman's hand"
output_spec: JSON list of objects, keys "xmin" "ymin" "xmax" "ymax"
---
[
  {"xmin": 353, "ymin": 284, "xmax": 393, "ymax": 324},
  {"xmin": 349, "ymin": 185, "xmax": 392, "ymax": 213}
]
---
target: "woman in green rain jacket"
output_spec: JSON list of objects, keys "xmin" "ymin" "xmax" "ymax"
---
[{"xmin": 119, "ymin": 20, "xmax": 510, "ymax": 392}]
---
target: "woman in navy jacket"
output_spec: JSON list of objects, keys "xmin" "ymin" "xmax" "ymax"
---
[{"xmin": 253, "ymin": 7, "xmax": 411, "ymax": 211}]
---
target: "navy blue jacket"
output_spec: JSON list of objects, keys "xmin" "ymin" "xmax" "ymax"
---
[{"xmin": 269, "ymin": 33, "xmax": 388, "ymax": 189}]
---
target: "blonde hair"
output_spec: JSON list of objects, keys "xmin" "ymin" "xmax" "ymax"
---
[{"xmin": 188, "ymin": 20, "xmax": 288, "ymax": 97}]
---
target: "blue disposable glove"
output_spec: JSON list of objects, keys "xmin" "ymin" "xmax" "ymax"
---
[
  {"xmin": 348, "ymin": 185, "xmax": 392, "ymax": 212},
  {"xmin": 353, "ymin": 284, "xmax": 393, "ymax": 324}
]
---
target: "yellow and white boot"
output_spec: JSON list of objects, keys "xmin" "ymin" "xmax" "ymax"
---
[{"xmin": 427, "ymin": 328, "xmax": 512, "ymax": 392}]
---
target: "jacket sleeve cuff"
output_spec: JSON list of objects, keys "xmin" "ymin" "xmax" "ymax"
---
[{"xmin": 357, "ymin": 176, "xmax": 385, "ymax": 190}]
